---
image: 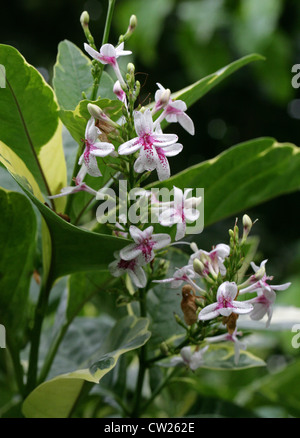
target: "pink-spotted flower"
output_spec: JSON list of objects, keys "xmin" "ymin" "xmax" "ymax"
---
[
  {"xmin": 204, "ymin": 329, "xmax": 247, "ymax": 365},
  {"xmin": 84, "ymin": 42, "xmax": 131, "ymax": 85},
  {"xmin": 198, "ymin": 281, "xmax": 253, "ymax": 321},
  {"xmin": 247, "ymin": 288, "xmax": 277, "ymax": 328},
  {"xmin": 109, "ymin": 251, "xmax": 146, "ymax": 289},
  {"xmin": 48, "ymin": 164, "xmax": 97, "ymax": 199},
  {"xmin": 120, "ymin": 225, "xmax": 171, "ymax": 266},
  {"xmin": 118, "ymin": 109, "xmax": 183, "ymax": 181},
  {"xmin": 79, "ymin": 117, "xmax": 115, "ymax": 177},
  {"xmin": 153, "ymin": 264, "xmax": 197, "ymax": 289},
  {"xmin": 153, "ymin": 83, "xmax": 195, "ymax": 135},
  {"xmin": 48, "ymin": 182, "xmax": 97, "ymax": 199},
  {"xmin": 159, "ymin": 187, "xmax": 202, "ymax": 241},
  {"xmin": 190, "ymin": 243, "xmax": 230, "ymax": 278},
  {"xmin": 239, "ymin": 260, "xmax": 291, "ymax": 296}
]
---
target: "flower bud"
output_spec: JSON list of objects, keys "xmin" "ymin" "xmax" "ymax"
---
[
  {"xmin": 80, "ymin": 11, "xmax": 90, "ymax": 27},
  {"xmin": 190, "ymin": 242, "xmax": 198, "ymax": 253},
  {"xmin": 193, "ymin": 258, "xmax": 204, "ymax": 276},
  {"xmin": 253, "ymin": 263, "xmax": 266, "ymax": 281},
  {"xmin": 129, "ymin": 14, "xmax": 137, "ymax": 32},
  {"xmin": 127, "ymin": 62, "xmax": 135, "ymax": 75},
  {"xmin": 241, "ymin": 214, "xmax": 252, "ymax": 243},
  {"xmin": 87, "ymin": 103, "xmax": 103, "ymax": 119}
]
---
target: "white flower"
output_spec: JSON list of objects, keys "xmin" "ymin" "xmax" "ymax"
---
[
  {"xmin": 198, "ymin": 281, "xmax": 253, "ymax": 321},
  {"xmin": 180, "ymin": 345, "xmax": 209, "ymax": 370},
  {"xmin": 204, "ymin": 329, "xmax": 246, "ymax": 365},
  {"xmin": 247, "ymin": 288, "xmax": 277, "ymax": 328},
  {"xmin": 79, "ymin": 117, "xmax": 115, "ymax": 177},
  {"xmin": 159, "ymin": 186, "xmax": 202, "ymax": 241},
  {"xmin": 120, "ymin": 225, "xmax": 171, "ymax": 266},
  {"xmin": 190, "ymin": 243, "xmax": 230, "ymax": 278},
  {"xmin": 84, "ymin": 42, "xmax": 131, "ymax": 85},
  {"xmin": 118, "ymin": 109, "xmax": 182, "ymax": 181},
  {"xmin": 153, "ymin": 83, "xmax": 195, "ymax": 135},
  {"xmin": 109, "ymin": 251, "xmax": 146, "ymax": 289},
  {"xmin": 48, "ymin": 182, "xmax": 97, "ymax": 199},
  {"xmin": 153, "ymin": 264, "xmax": 196, "ymax": 289}
]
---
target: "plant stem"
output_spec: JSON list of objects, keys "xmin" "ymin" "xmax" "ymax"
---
[
  {"xmin": 6, "ymin": 336, "xmax": 25, "ymax": 398},
  {"xmin": 25, "ymin": 276, "xmax": 53, "ymax": 395},
  {"xmin": 141, "ymin": 368, "xmax": 179, "ymax": 414},
  {"xmin": 90, "ymin": 0, "xmax": 116, "ymax": 101},
  {"xmin": 130, "ymin": 287, "xmax": 147, "ymax": 417}
]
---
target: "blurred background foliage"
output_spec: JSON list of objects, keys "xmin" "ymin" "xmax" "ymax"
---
[{"xmin": 1, "ymin": 0, "xmax": 300, "ymax": 417}]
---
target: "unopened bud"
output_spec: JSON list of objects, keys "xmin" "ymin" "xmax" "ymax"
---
[
  {"xmin": 80, "ymin": 11, "xmax": 90, "ymax": 27},
  {"xmin": 129, "ymin": 14, "xmax": 137, "ymax": 32},
  {"xmin": 160, "ymin": 88, "xmax": 171, "ymax": 106},
  {"xmin": 160, "ymin": 341, "xmax": 169, "ymax": 356},
  {"xmin": 254, "ymin": 263, "xmax": 266, "ymax": 281},
  {"xmin": 190, "ymin": 242, "xmax": 198, "ymax": 253},
  {"xmin": 241, "ymin": 214, "xmax": 252, "ymax": 243},
  {"xmin": 87, "ymin": 103, "xmax": 103, "ymax": 119},
  {"xmin": 127, "ymin": 62, "xmax": 135, "ymax": 75},
  {"xmin": 193, "ymin": 258, "xmax": 204, "ymax": 276}
]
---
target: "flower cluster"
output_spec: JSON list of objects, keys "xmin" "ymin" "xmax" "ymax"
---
[
  {"xmin": 155, "ymin": 215, "xmax": 291, "ymax": 367},
  {"xmin": 50, "ymin": 37, "xmax": 202, "ymax": 289},
  {"xmin": 49, "ymin": 25, "xmax": 291, "ymax": 371}
]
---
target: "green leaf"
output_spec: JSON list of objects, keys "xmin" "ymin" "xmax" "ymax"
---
[
  {"xmin": 148, "ymin": 138, "xmax": 300, "ymax": 227},
  {"xmin": 199, "ymin": 344, "xmax": 266, "ymax": 370},
  {"xmin": 0, "ymin": 188, "xmax": 36, "ymax": 345},
  {"xmin": 0, "ymin": 141, "xmax": 129, "ymax": 282},
  {"xmin": 22, "ymin": 315, "xmax": 151, "ymax": 418},
  {"xmin": 24, "ymin": 185, "xmax": 129, "ymax": 281},
  {"xmin": 59, "ymin": 97, "xmax": 122, "ymax": 146},
  {"xmin": 53, "ymin": 40, "xmax": 115, "ymax": 110},
  {"xmin": 170, "ymin": 53, "xmax": 265, "ymax": 108},
  {"xmin": 236, "ymin": 358, "xmax": 300, "ymax": 417},
  {"xmin": 0, "ymin": 44, "xmax": 67, "ymax": 212}
]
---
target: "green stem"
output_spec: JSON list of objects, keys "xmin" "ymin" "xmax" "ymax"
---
[
  {"xmin": 25, "ymin": 276, "xmax": 53, "ymax": 395},
  {"xmin": 6, "ymin": 336, "xmax": 25, "ymax": 398},
  {"xmin": 37, "ymin": 322, "xmax": 69, "ymax": 386},
  {"xmin": 130, "ymin": 287, "xmax": 147, "ymax": 418},
  {"xmin": 90, "ymin": 0, "xmax": 116, "ymax": 101},
  {"xmin": 141, "ymin": 368, "xmax": 179, "ymax": 414}
]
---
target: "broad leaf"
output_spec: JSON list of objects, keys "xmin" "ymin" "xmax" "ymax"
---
[
  {"xmin": 148, "ymin": 138, "xmax": 300, "ymax": 227},
  {"xmin": 22, "ymin": 315, "xmax": 151, "ymax": 418},
  {"xmin": 0, "ymin": 188, "xmax": 36, "ymax": 346},
  {"xmin": 0, "ymin": 44, "xmax": 67, "ymax": 212},
  {"xmin": 53, "ymin": 39, "xmax": 115, "ymax": 110},
  {"xmin": 171, "ymin": 53, "xmax": 265, "ymax": 108},
  {"xmin": 0, "ymin": 151, "xmax": 129, "ymax": 282}
]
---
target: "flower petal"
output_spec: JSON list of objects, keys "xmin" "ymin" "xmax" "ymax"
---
[
  {"xmin": 151, "ymin": 233, "xmax": 171, "ymax": 250},
  {"xmin": 118, "ymin": 138, "xmax": 142, "ymax": 155},
  {"xmin": 91, "ymin": 141, "xmax": 115, "ymax": 157},
  {"xmin": 162, "ymin": 143, "xmax": 183, "ymax": 157},
  {"xmin": 198, "ymin": 303, "xmax": 219, "ymax": 321},
  {"xmin": 120, "ymin": 243, "xmax": 142, "ymax": 261},
  {"xmin": 178, "ymin": 113, "xmax": 195, "ymax": 135}
]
